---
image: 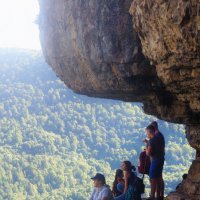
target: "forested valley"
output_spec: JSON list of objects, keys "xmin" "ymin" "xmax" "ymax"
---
[{"xmin": 0, "ymin": 49, "xmax": 195, "ymax": 200}]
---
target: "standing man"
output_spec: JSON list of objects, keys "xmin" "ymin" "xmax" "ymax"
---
[
  {"xmin": 145, "ymin": 124, "xmax": 165, "ymax": 200},
  {"xmin": 151, "ymin": 121, "xmax": 165, "ymax": 200}
]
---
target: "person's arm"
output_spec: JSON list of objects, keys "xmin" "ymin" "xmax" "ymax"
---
[
  {"xmin": 101, "ymin": 187, "xmax": 111, "ymax": 200},
  {"xmin": 123, "ymin": 171, "xmax": 129, "ymax": 193},
  {"xmin": 89, "ymin": 189, "xmax": 95, "ymax": 200},
  {"xmin": 146, "ymin": 145, "xmax": 152, "ymax": 156},
  {"xmin": 146, "ymin": 139, "xmax": 153, "ymax": 156}
]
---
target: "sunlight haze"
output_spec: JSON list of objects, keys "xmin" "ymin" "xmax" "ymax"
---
[{"xmin": 0, "ymin": 0, "xmax": 40, "ymax": 50}]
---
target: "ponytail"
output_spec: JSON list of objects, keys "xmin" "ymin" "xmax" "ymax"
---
[{"xmin": 131, "ymin": 165, "xmax": 136, "ymax": 172}]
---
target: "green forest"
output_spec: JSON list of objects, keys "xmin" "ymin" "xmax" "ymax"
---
[{"xmin": 0, "ymin": 49, "xmax": 195, "ymax": 200}]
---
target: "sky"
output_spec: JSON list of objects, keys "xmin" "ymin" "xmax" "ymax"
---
[{"xmin": 0, "ymin": 0, "xmax": 41, "ymax": 50}]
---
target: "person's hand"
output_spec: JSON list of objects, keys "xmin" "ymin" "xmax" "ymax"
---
[{"xmin": 143, "ymin": 139, "xmax": 148, "ymax": 143}]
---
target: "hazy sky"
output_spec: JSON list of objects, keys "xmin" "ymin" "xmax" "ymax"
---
[{"xmin": 0, "ymin": 0, "xmax": 40, "ymax": 50}]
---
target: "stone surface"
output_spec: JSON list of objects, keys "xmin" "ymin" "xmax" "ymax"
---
[
  {"xmin": 38, "ymin": 0, "xmax": 200, "ymax": 199},
  {"xmin": 130, "ymin": 0, "xmax": 200, "ymax": 125},
  {"xmin": 39, "ymin": 0, "xmax": 156, "ymax": 97},
  {"xmin": 39, "ymin": 0, "xmax": 183, "ymax": 124},
  {"xmin": 130, "ymin": 1, "xmax": 200, "ymax": 199},
  {"xmin": 167, "ymin": 160, "xmax": 200, "ymax": 200},
  {"xmin": 39, "ymin": 0, "xmax": 200, "ymax": 126},
  {"xmin": 186, "ymin": 125, "xmax": 200, "ymax": 151}
]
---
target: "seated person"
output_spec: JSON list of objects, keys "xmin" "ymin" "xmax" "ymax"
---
[
  {"xmin": 90, "ymin": 173, "xmax": 114, "ymax": 200},
  {"xmin": 114, "ymin": 161, "xmax": 141, "ymax": 200},
  {"xmin": 112, "ymin": 169, "xmax": 124, "ymax": 197}
]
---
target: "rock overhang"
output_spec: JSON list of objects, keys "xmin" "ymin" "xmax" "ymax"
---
[{"xmin": 38, "ymin": 0, "xmax": 200, "ymax": 124}]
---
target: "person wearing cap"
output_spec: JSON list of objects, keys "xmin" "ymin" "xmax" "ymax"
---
[{"xmin": 90, "ymin": 173, "xmax": 114, "ymax": 200}]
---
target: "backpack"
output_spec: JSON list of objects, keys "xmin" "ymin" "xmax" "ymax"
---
[
  {"xmin": 125, "ymin": 184, "xmax": 142, "ymax": 200},
  {"xmin": 129, "ymin": 173, "xmax": 145, "ymax": 196},
  {"xmin": 138, "ymin": 150, "xmax": 150, "ymax": 175},
  {"xmin": 134, "ymin": 177, "xmax": 145, "ymax": 195},
  {"xmin": 125, "ymin": 175, "xmax": 145, "ymax": 200}
]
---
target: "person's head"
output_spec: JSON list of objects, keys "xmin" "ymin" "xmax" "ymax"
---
[
  {"xmin": 151, "ymin": 121, "xmax": 158, "ymax": 131},
  {"xmin": 121, "ymin": 161, "xmax": 136, "ymax": 172},
  {"xmin": 112, "ymin": 169, "xmax": 123, "ymax": 196},
  {"xmin": 114, "ymin": 169, "xmax": 123, "ymax": 181},
  {"xmin": 91, "ymin": 173, "xmax": 106, "ymax": 188},
  {"xmin": 182, "ymin": 174, "xmax": 188, "ymax": 180},
  {"xmin": 146, "ymin": 125, "xmax": 155, "ymax": 139}
]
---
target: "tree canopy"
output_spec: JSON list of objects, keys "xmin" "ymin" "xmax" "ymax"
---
[{"xmin": 0, "ymin": 49, "xmax": 195, "ymax": 199}]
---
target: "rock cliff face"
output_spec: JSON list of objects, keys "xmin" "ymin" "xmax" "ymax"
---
[
  {"xmin": 39, "ymin": 0, "xmax": 200, "ymax": 199},
  {"xmin": 130, "ymin": 2, "xmax": 200, "ymax": 198},
  {"xmin": 39, "ymin": 0, "xmax": 161, "ymax": 100},
  {"xmin": 130, "ymin": 0, "xmax": 200, "ymax": 124}
]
